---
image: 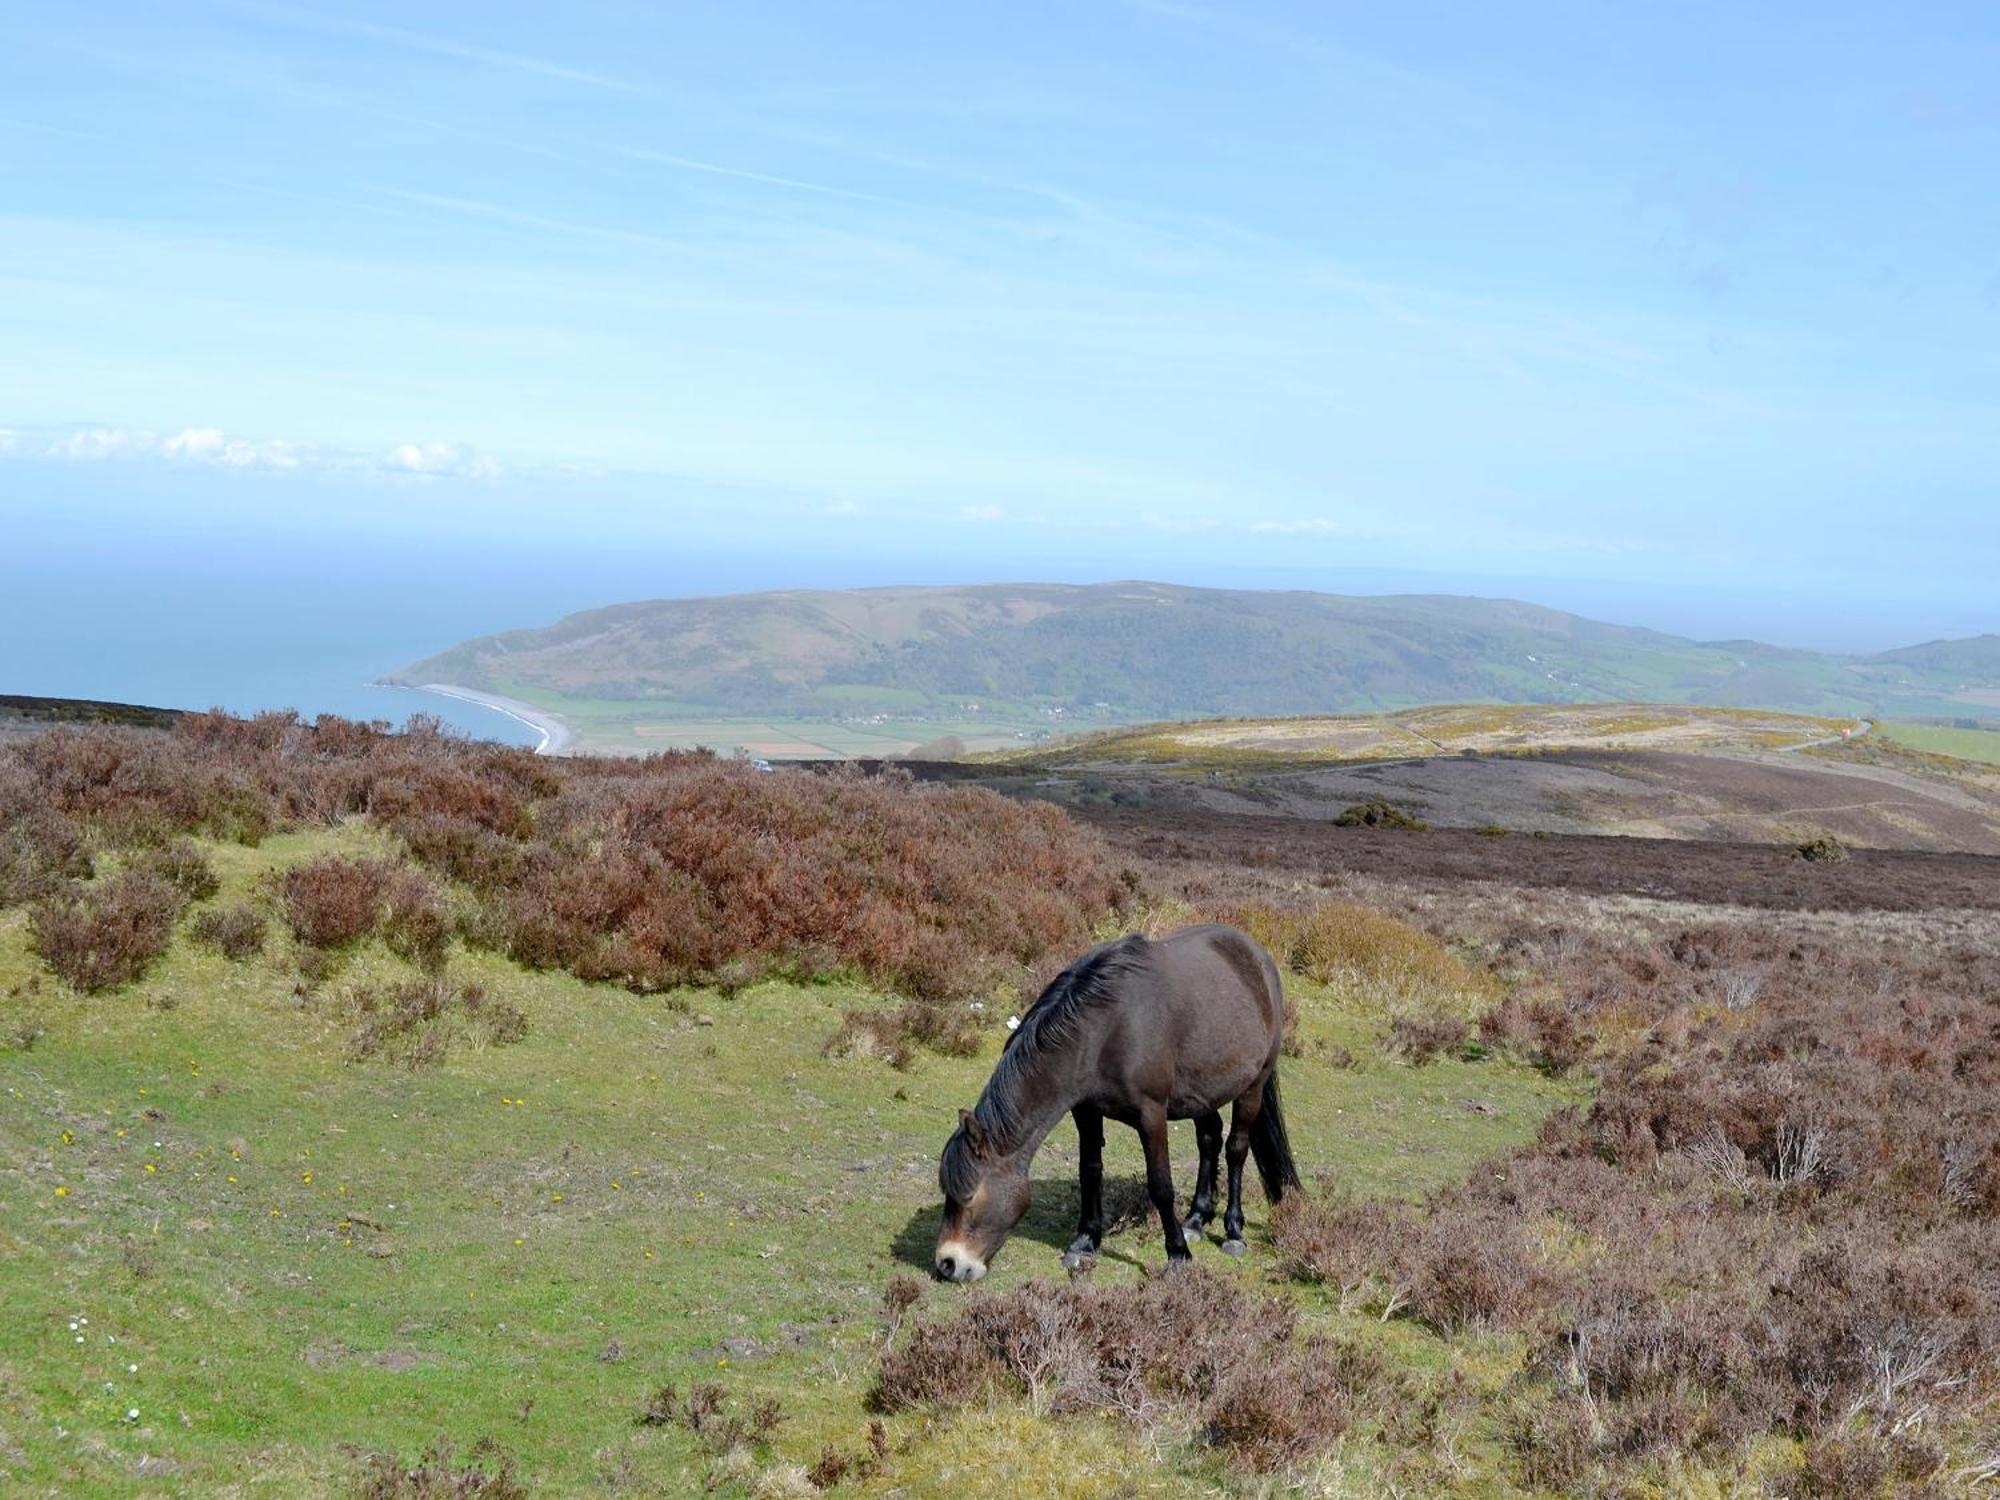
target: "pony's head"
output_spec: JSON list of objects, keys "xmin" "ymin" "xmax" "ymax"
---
[{"xmin": 933, "ymin": 1108, "xmax": 1030, "ymax": 1282}]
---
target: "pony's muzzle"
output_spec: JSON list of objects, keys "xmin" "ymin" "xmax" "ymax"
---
[{"xmin": 933, "ymin": 1245, "xmax": 987, "ymax": 1282}]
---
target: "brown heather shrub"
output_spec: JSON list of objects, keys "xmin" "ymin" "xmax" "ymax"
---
[
  {"xmin": 825, "ymin": 1000, "xmax": 984, "ymax": 1070},
  {"xmin": 0, "ymin": 760, "xmax": 92, "ymax": 905},
  {"xmin": 874, "ymin": 1269, "xmax": 1382, "ymax": 1472},
  {"xmin": 130, "ymin": 837, "xmax": 219, "ymax": 900},
  {"xmin": 28, "ymin": 871, "xmax": 185, "ymax": 992},
  {"xmin": 382, "ymin": 872, "xmax": 451, "ymax": 973},
  {"xmin": 3, "ymin": 714, "xmax": 1126, "ymax": 1028},
  {"xmin": 1386, "ymin": 1010, "xmax": 1469, "ymax": 1064},
  {"xmin": 189, "ymin": 902, "xmax": 267, "ymax": 961},
  {"xmin": 349, "ymin": 978, "xmax": 526, "ymax": 1068},
  {"xmin": 1274, "ymin": 916, "xmax": 2000, "ymax": 1485},
  {"xmin": 354, "ymin": 1437, "xmax": 527, "ymax": 1500},
  {"xmin": 279, "ymin": 856, "xmax": 391, "ymax": 949}
]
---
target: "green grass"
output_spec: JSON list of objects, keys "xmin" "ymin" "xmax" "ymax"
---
[
  {"xmin": 1877, "ymin": 720, "xmax": 2000, "ymax": 766},
  {"xmin": 0, "ymin": 829, "xmax": 1580, "ymax": 1495}
]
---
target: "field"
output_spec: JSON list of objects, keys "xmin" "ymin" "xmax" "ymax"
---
[
  {"xmin": 477, "ymin": 683, "xmax": 1117, "ymax": 759},
  {"xmin": 1878, "ymin": 721, "xmax": 2000, "ymax": 767},
  {"xmin": 6, "ymin": 712, "xmax": 2000, "ymax": 1497}
]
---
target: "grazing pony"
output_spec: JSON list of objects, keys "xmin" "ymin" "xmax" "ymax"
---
[{"xmin": 933, "ymin": 924, "xmax": 1301, "ymax": 1281}]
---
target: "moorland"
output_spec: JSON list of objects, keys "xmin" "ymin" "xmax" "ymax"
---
[{"xmin": 2, "ymin": 706, "xmax": 1999, "ymax": 1496}]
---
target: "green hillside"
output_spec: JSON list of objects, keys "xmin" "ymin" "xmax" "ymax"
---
[{"xmin": 396, "ymin": 582, "xmax": 1998, "ymax": 724}]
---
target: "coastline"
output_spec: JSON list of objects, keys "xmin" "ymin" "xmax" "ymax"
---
[{"xmin": 408, "ymin": 683, "xmax": 574, "ymax": 755}]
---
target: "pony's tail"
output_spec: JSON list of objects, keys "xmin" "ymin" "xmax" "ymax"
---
[{"xmin": 1250, "ymin": 1070, "xmax": 1303, "ymax": 1203}]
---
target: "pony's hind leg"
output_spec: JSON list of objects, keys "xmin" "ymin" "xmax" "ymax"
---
[
  {"xmin": 1182, "ymin": 1110, "xmax": 1223, "ymax": 1240},
  {"xmin": 1220, "ymin": 1085, "xmax": 1264, "ymax": 1255},
  {"xmin": 1063, "ymin": 1106, "xmax": 1105, "ymax": 1268},
  {"xmin": 1138, "ymin": 1103, "xmax": 1193, "ymax": 1264}
]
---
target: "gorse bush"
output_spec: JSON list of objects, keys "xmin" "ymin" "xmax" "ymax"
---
[
  {"xmin": 28, "ymin": 871, "xmax": 185, "ymax": 992},
  {"xmin": 1228, "ymin": 900, "xmax": 1493, "ymax": 1012}
]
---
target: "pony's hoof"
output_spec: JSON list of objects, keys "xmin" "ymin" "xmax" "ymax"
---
[
  {"xmin": 1060, "ymin": 1250, "xmax": 1094, "ymax": 1272},
  {"xmin": 1220, "ymin": 1238, "xmax": 1248, "ymax": 1257},
  {"xmin": 1181, "ymin": 1214, "xmax": 1207, "ymax": 1238}
]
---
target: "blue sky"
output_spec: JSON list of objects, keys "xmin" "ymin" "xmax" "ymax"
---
[{"xmin": 2, "ymin": 1, "xmax": 1997, "ymax": 652}]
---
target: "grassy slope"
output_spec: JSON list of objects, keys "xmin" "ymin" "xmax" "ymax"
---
[
  {"xmin": 0, "ymin": 828, "xmax": 1578, "ymax": 1497},
  {"xmin": 1877, "ymin": 720, "xmax": 2000, "ymax": 767},
  {"xmin": 992, "ymin": 702, "xmax": 1858, "ymax": 772}
]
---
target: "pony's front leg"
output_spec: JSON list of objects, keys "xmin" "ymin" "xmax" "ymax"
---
[
  {"xmin": 1137, "ymin": 1103, "xmax": 1192, "ymax": 1264},
  {"xmin": 1063, "ymin": 1106, "xmax": 1105, "ymax": 1269},
  {"xmin": 1182, "ymin": 1110, "xmax": 1222, "ymax": 1240}
]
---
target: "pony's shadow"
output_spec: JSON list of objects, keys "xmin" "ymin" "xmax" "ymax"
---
[{"xmin": 892, "ymin": 1174, "xmax": 1162, "ymax": 1274}]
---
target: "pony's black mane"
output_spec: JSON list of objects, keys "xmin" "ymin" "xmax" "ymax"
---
[{"xmin": 941, "ymin": 935, "xmax": 1150, "ymax": 1197}]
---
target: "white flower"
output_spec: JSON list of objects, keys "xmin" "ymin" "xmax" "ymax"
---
[
  {"xmin": 1006, "ymin": 1015, "xmax": 1021, "ymax": 1031},
  {"xmin": 970, "ymin": 1002, "xmax": 984, "ymax": 1011},
  {"xmin": 126, "ymin": 1408, "xmax": 139, "ymax": 1421},
  {"xmin": 128, "ymin": 1364, "xmax": 138, "ymax": 1374}
]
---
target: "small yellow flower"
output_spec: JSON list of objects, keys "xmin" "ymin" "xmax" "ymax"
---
[
  {"xmin": 338, "ymin": 1184, "xmax": 348, "ymax": 1195},
  {"xmin": 116, "ymin": 1129, "xmax": 127, "ymax": 1140},
  {"xmin": 513, "ymin": 1237, "xmax": 525, "ymax": 1246},
  {"xmin": 611, "ymin": 1181, "xmax": 621, "ymax": 1191},
  {"xmin": 269, "ymin": 1208, "xmax": 281, "ymax": 1217},
  {"xmin": 144, "ymin": 1163, "xmax": 158, "ymax": 1174},
  {"xmin": 643, "ymin": 1249, "xmax": 655, "ymax": 1260},
  {"xmin": 226, "ymin": 1175, "xmax": 238, "ymax": 1184},
  {"xmin": 54, "ymin": 1185, "xmax": 70, "ymax": 1198},
  {"xmin": 551, "ymin": 1193, "xmax": 563, "ymax": 1203},
  {"xmin": 60, "ymin": 1130, "xmax": 73, "ymax": 1145},
  {"xmin": 300, "ymin": 1171, "xmax": 313, "ymax": 1184}
]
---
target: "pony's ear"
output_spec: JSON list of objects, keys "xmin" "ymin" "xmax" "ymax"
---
[{"xmin": 959, "ymin": 1108, "xmax": 989, "ymax": 1157}]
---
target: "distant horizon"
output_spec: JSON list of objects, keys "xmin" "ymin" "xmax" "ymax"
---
[{"xmin": 5, "ymin": 1, "xmax": 1998, "ymax": 647}]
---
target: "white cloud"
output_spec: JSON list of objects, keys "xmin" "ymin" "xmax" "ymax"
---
[
  {"xmin": 7, "ymin": 423, "xmax": 501, "ymax": 480},
  {"xmin": 383, "ymin": 441, "xmax": 502, "ymax": 479},
  {"xmin": 958, "ymin": 504, "xmax": 1005, "ymax": 522}
]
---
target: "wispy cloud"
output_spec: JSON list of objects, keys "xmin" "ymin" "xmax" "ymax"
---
[
  {"xmin": 369, "ymin": 187, "xmax": 689, "ymax": 255},
  {"xmin": 11, "ymin": 424, "xmax": 503, "ymax": 479},
  {"xmin": 618, "ymin": 147, "xmax": 900, "ymax": 206},
  {"xmin": 958, "ymin": 504, "xmax": 1005, "ymax": 522},
  {"xmin": 226, "ymin": 1, "xmax": 654, "ymax": 97}
]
